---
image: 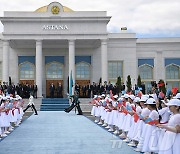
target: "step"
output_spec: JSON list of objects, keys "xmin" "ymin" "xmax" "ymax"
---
[
  {"xmin": 42, "ymin": 98, "xmax": 69, "ymax": 101},
  {"xmin": 41, "ymin": 105, "xmax": 69, "ymax": 109},
  {"xmin": 41, "ymin": 104, "xmax": 69, "ymax": 106},
  {"xmin": 41, "ymin": 102, "xmax": 69, "ymax": 104},
  {"xmin": 41, "ymin": 109, "xmax": 64, "ymax": 111}
]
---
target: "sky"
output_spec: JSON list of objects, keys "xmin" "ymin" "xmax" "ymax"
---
[{"xmin": 0, "ymin": 0, "xmax": 180, "ymax": 38}]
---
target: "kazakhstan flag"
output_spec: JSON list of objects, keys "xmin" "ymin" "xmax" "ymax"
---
[{"xmin": 69, "ymin": 70, "xmax": 73, "ymax": 96}]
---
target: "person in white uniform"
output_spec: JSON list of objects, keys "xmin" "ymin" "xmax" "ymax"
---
[
  {"xmin": 23, "ymin": 95, "xmax": 38, "ymax": 115},
  {"xmin": 158, "ymin": 98, "xmax": 180, "ymax": 154}
]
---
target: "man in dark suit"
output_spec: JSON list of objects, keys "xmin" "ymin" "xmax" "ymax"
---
[
  {"xmin": 64, "ymin": 91, "xmax": 83, "ymax": 115},
  {"xmin": 49, "ymin": 83, "xmax": 55, "ymax": 98},
  {"xmin": 57, "ymin": 82, "xmax": 63, "ymax": 98}
]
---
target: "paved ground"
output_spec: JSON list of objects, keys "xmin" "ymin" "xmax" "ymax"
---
[{"xmin": 0, "ymin": 111, "xmax": 139, "ymax": 154}]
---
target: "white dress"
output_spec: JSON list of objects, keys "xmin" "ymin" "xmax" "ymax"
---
[
  {"xmin": 136, "ymin": 107, "xmax": 151, "ymax": 149},
  {"xmin": 128, "ymin": 105, "xmax": 142, "ymax": 139},
  {"xmin": 159, "ymin": 114, "xmax": 180, "ymax": 154},
  {"xmin": 142, "ymin": 110, "xmax": 159, "ymax": 153}
]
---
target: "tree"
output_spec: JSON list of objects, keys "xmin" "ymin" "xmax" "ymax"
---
[
  {"xmin": 116, "ymin": 76, "xmax": 122, "ymax": 94},
  {"xmin": 126, "ymin": 75, "xmax": 132, "ymax": 92},
  {"xmin": 137, "ymin": 75, "xmax": 142, "ymax": 88}
]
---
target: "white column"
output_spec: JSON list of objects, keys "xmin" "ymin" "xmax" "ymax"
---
[
  {"xmin": 101, "ymin": 39, "xmax": 108, "ymax": 83},
  {"xmin": 2, "ymin": 40, "xmax": 9, "ymax": 84},
  {"xmin": 36, "ymin": 40, "xmax": 43, "ymax": 98},
  {"xmin": 155, "ymin": 51, "xmax": 163, "ymax": 82},
  {"xmin": 69, "ymin": 40, "xmax": 75, "ymax": 95}
]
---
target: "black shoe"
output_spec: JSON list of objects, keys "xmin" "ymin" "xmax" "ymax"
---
[
  {"xmin": 34, "ymin": 113, "xmax": 38, "ymax": 115},
  {"xmin": 77, "ymin": 113, "xmax": 83, "ymax": 115}
]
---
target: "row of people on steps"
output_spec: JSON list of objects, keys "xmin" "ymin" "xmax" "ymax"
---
[
  {"xmin": 0, "ymin": 83, "xmax": 38, "ymax": 99},
  {"xmin": 90, "ymin": 92, "xmax": 180, "ymax": 154}
]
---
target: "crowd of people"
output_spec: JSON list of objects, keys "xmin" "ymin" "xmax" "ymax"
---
[
  {"xmin": 75, "ymin": 82, "xmax": 128, "ymax": 98},
  {"xmin": 90, "ymin": 90, "xmax": 180, "ymax": 154},
  {"xmin": 0, "ymin": 82, "xmax": 38, "ymax": 99},
  {"xmin": 0, "ymin": 95, "xmax": 24, "ymax": 139}
]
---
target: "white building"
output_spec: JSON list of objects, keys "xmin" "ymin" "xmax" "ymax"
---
[{"xmin": 0, "ymin": 2, "xmax": 180, "ymax": 97}]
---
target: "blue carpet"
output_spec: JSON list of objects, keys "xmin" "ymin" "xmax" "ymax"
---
[{"xmin": 0, "ymin": 112, "xmax": 139, "ymax": 154}]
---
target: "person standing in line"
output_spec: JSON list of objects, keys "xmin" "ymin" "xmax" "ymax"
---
[
  {"xmin": 49, "ymin": 83, "xmax": 55, "ymax": 98},
  {"xmin": 57, "ymin": 82, "xmax": 63, "ymax": 98},
  {"xmin": 33, "ymin": 84, "xmax": 38, "ymax": 98}
]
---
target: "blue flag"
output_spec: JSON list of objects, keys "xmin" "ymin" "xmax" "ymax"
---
[{"xmin": 69, "ymin": 70, "xmax": 73, "ymax": 96}]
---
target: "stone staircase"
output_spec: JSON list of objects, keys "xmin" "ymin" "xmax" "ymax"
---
[{"xmin": 40, "ymin": 98, "xmax": 70, "ymax": 111}]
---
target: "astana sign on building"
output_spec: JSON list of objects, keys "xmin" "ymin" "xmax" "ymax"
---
[{"xmin": 42, "ymin": 25, "xmax": 69, "ymax": 30}]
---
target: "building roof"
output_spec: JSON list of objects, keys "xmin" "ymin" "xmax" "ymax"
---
[{"xmin": 35, "ymin": 3, "xmax": 74, "ymax": 12}]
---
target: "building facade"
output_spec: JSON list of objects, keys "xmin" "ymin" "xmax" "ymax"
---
[{"xmin": 0, "ymin": 2, "xmax": 180, "ymax": 97}]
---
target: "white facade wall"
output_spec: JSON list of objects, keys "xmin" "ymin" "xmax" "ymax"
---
[{"xmin": 0, "ymin": 2, "xmax": 180, "ymax": 95}]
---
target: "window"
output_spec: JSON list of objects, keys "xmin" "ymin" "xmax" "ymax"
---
[
  {"xmin": 46, "ymin": 62, "xmax": 63, "ymax": 79},
  {"xmin": 76, "ymin": 62, "xmax": 90, "ymax": 79},
  {"xmin": 108, "ymin": 61, "xmax": 123, "ymax": 79},
  {"xmin": 19, "ymin": 62, "xmax": 35, "ymax": 79},
  {"xmin": 139, "ymin": 64, "xmax": 153, "ymax": 80},
  {"xmin": 166, "ymin": 64, "xmax": 179, "ymax": 79},
  {"xmin": 139, "ymin": 64, "xmax": 153, "ymax": 93},
  {"xmin": 166, "ymin": 64, "xmax": 180, "ymax": 89}
]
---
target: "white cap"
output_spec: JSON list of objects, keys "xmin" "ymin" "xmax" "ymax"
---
[
  {"xmin": 6, "ymin": 96, "xmax": 10, "ymax": 99},
  {"xmin": 113, "ymin": 95, "xmax": 118, "ymax": 99},
  {"xmin": 123, "ymin": 94, "xmax": 129, "ymax": 99},
  {"xmin": 128, "ymin": 95, "xmax": 135, "ymax": 101},
  {"xmin": 166, "ymin": 99, "xmax": 180, "ymax": 106},
  {"xmin": 139, "ymin": 96, "xmax": 148, "ymax": 102},
  {"xmin": 174, "ymin": 93, "xmax": 180, "ymax": 99},
  {"xmin": 145, "ymin": 98, "xmax": 156, "ymax": 105},
  {"xmin": 134, "ymin": 97, "xmax": 140, "ymax": 103},
  {"xmin": 117, "ymin": 97, "xmax": 123, "ymax": 102},
  {"xmin": 101, "ymin": 94, "xmax": 105, "ymax": 97},
  {"xmin": 2, "ymin": 97, "xmax": 7, "ymax": 100}
]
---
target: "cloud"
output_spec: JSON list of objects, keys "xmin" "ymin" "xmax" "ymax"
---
[{"xmin": 0, "ymin": 0, "xmax": 180, "ymax": 37}]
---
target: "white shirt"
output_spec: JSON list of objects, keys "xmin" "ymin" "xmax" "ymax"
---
[
  {"xmin": 141, "ymin": 107, "xmax": 151, "ymax": 118},
  {"xmin": 168, "ymin": 113, "xmax": 180, "ymax": 127},
  {"xmin": 28, "ymin": 97, "xmax": 34, "ymax": 105},
  {"xmin": 158, "ymin": 107, "xmax": 170, "ymax": 123},
  {"xmin": 149, "ymin": 110, "xmax": 159, "ymax": 120}
]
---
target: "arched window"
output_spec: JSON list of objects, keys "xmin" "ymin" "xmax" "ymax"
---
[
  {"xmin": 139, "ymin": 64, "xmax": 153, "ymax": 93},
  {"xmin": 46, "ymin": 62, "xmax": 63, "ymax": 79},
  {"xmin": 166, "ymin": 64, "xmax": 180, "ymax": 89},
  {"xmin": 76, "ymin": 62, "xmax": 90, "ymax": 79},
  {"xmin": 19, "ymin": 62, "xmax": 35, "ymax": 79},
  {"xmin": 166, "ymin": 64, "xmax": 179, "ymax": 79},
  {"xmin": 139, "ymin": 64, "xmax": 153, "ymax": 80}
]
